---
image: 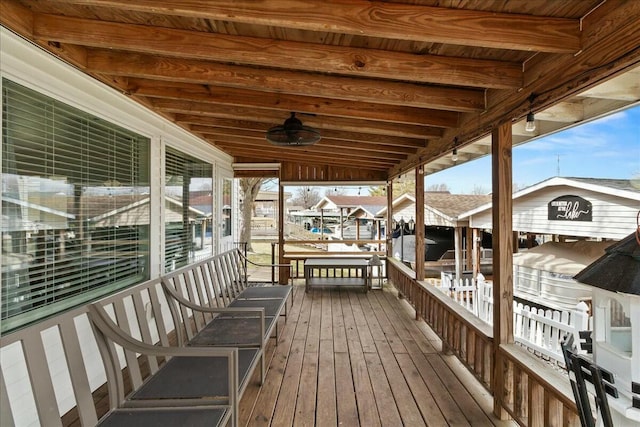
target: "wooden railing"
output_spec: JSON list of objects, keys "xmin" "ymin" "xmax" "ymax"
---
[
  {"xmin": 387, "ymin": 259, "xmax": 581, "ymax": 427},
  {"xmin": 389, "ymin": 260, "xmax": 493, "ymax": 389}
]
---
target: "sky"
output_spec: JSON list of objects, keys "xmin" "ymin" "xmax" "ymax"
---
[
  {"xmin": 276, "ymin": 104, "xmax": 639, "ymax": 197},
  {"xmin": 424, "ymin": 104, "xmax": 640, "ymax": 194}
]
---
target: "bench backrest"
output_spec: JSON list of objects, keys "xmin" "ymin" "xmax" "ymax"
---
[
  {"xmin": 89, "ymin": 278, "xmax": 175, "ymax": 408},
  {"xmin": 0, "ymin": 251, "xmax": 248, "ymax": 426},
  {"xmin": 1, "ymin": 302, "xmax": 97, "ymax": 426},
  {"xmin": 161, "ymin": 250, "xmax": 248, "ymax": 343}
]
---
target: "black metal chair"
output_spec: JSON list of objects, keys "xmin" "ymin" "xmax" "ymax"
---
[{"xmin": 561, "ymin": 335, "xmax": 618, "ymax": 427}]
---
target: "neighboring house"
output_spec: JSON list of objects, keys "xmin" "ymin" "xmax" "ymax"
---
[
  {"xmin": 378, "ymin": 192, "xmax": 492, "ymax": 271},
  {"xmin": 461, "ymin": 177, "xmax": 640, "ymax": 310}
]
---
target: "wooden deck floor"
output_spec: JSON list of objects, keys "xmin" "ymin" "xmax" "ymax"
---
[{"xmin": 238, "ymin": 282, "xmax": 517, "ymax": 427}]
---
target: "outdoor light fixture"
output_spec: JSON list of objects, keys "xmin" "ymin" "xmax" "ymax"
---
[
  {"xmin": 408, "ymin": 218, "xmax": 415, "ymax": 232},
  {"xmin": 525, "ymin": 111, "xmax": 536, "ymax": 132},
  {"xmin": 452, "ymin": 137, "xmax": 459, "ymax": 162}
]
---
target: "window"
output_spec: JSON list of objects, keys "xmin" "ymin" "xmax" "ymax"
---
[
  {"xmin": 607, "ymin": 298, "xmax": 632, "ymax": 355},
  {"xmin": 1, "ymin": 79, "xmax": 150, "ymax": 332},
  {"xmin": 164, "ymin": 148, "xmax": 213, "ymax": 271}
]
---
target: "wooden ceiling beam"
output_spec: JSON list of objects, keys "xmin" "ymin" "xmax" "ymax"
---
[
  {"xmin": 209, "ymin": 135, "xmax": 408, "ymax": 161},
  {"xmin": 214, "ymin": 144, "xmax": 393, "ymax": 170},
  {"xmin": 129, "ymin": 79, "xmax": 459, "ymax": 127},
  {"xmin": 174, "ymin": 114, "xmax": 442, "ymax": 140},
  {"xmin": 51, "ymin": 0, "xmax": 581, "ymax": 53},
  {"xmin": 151, "ymin": 98, "xmax": 456, "ymax": 128},
  {"xmin": 87, "ymin": 49, "xmax": 485, "ymax": 112},
  {"xmin": 32, "ymin": 13, "xmax": 523, "ymax": 89},
  {"xmin": 191, "ymin": 125, "xmax": 420, "ymax": 155}
]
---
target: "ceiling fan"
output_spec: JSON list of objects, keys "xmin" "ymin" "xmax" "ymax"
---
[{"xmin": 266, "ymin": 112, "xmax": 321, "ymax": 146}]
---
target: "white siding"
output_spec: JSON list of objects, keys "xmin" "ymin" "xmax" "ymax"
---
[{"xmin": 470, "ymin": 184, "xmax": 638, "ymax": 239}]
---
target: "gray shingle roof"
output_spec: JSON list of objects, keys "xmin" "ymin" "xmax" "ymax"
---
[
  {"xmin": 424, "ymin": 193, "xmax": 491, "ymax": 219},
  {"xmin": 562, "ymin": 177, "xmax": 640, "ymax": 193}
]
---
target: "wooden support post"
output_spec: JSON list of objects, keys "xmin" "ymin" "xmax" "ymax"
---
[
  {"xmin": 454, "ymin": 226, "xmax": 462, "ymax": 280},
  {"xmin": 278, "ymin": 181, "xmax": 286, "ymax": 284},
  {"xmin": 492, "ymin": 121, "xmax": 514, "ymax": 420},
  {"xmin": 415, "ymin": 165, "xmax": 425, "ymax": 283},
  {"xmin": 472, "ymin": 228, "xmax": 480, "ymax": 277},
  {"xmin": 386, "ymin": 181, "xmax": 393, "ymax": 259},
  {"xmin": 465, "ymin": 227, "xmax": 473, "ymax": 271}
]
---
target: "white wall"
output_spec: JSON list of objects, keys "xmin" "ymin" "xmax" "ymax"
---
[
  {"xmin": 469, "ymin": 183, "xmax": 639, "ymax": 240},
  {"xmin": 1, "ymin": 28, "xmax": 237, "ymax": 425}
]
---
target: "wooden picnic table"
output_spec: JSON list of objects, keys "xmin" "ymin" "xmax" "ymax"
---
[{"xmin": 304, "ymin": 257, "xmax": 369, "ymax": 293}]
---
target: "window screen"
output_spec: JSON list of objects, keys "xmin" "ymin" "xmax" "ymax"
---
[
  {"xmin": 1, "ymin": 79, "xmax": 150, "ymax": 332},
  {"xmin": 164, "ymin": 148, "xmax": 213, "ymax": 272}
]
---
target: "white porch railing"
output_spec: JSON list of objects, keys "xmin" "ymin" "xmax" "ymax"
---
[{"xmin": 437, "ymin": 272, "xmax": 591, "ymax": 365}]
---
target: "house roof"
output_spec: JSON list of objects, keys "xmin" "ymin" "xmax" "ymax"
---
[
  {"xmin": 315, "ymin": 195, "xmax": 387, "ymax": 210},
  {"xmin": 563, "ymin": 177, "xmax": 640, "ymax": 193},
  {"xmin": 376, "ymin": 192, "xmax": 490, "ymax": 223},
  {"xmin": 574, "ymin": 232, "xmax": 640, "ymax": 296},
  {"xmin": 424, "ymin": 193, "xmax": 491, "ymax": 221}
]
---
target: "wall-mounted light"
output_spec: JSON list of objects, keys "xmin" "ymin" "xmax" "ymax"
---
[
  {"xmin": 452, "ymin": 137, "xmax": 459, "ymax": 162},
  {"xmin": 525, "ymin": 111, "xmax": 536, "ymax": 132}
]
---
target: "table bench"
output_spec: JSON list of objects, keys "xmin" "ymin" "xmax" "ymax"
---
[{"xmin": 304, "ymin": 257, "xmax": 370, "ymax": 292}]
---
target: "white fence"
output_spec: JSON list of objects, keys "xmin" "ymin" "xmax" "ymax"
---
[{"xmin": 438, "ymin": 273, "xmax": 591, "ymax": 364}]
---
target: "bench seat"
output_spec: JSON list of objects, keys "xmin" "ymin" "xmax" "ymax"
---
[
  {"xmin": 129, "ymin": 348, "xmax": 259, "ymax": 401},
  {"xmin": 99, "ymin": 407, "xmax": 228, "ymax": 427},
  {"xmin": 189, "ymin": 313, "xmax": 276, "ymax": 348}
]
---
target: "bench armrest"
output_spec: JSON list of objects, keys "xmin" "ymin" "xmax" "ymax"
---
[{"xmin": 88, "ymin": 304, "xmax": 239, "ymax": 358}]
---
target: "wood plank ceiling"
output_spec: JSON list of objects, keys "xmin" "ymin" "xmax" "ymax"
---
[{"xmin": 2, "ymin": 0, "xmax": 639, "ymax": 182}]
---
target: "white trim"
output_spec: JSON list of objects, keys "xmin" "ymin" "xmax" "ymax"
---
[
  {"xmin": 150, "ymin": 136, "xmax": 164, "ymax": 277},
  {"xmin": 376, "ymin": 193, "xmax": 416, "ymax": 216}
]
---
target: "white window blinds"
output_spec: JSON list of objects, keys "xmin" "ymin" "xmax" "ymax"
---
[
  {"xmin": 164, "ymin": 148, "xmax": 213, "ymax": 272},
  {"xmin": 1, "ymin": 79, "xmax": 150, "ymax": 332}
]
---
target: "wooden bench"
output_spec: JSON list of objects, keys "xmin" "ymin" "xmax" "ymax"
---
[
  {"xmin": 0, "ymin": 277, "xmax": 246, "ymax": 426},
  {"xmin": 304, "ymin": 257, "xmax": 370, "ymax": 293}
]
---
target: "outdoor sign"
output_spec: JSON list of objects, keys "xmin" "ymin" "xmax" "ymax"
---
[{"xmin": 548, "ymin": 195, "xmax": 592, "ymax": 221}]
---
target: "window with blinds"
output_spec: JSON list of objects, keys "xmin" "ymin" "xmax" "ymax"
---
[
  {"xmin": 1, "ymin": 79, "xmax": 150, "ymax": 332},
  {"xmin": 164, "ymin": 148, "xmax": 213, "ymax": 272}
]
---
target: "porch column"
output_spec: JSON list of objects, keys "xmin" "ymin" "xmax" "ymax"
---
[
  {"xmin": 415, "ymin": 165, "xmax": 425, "ymax": 281},
  {"xmin": 278, "ymin": 181, "xmax": 286, "ymax": 284},
  {"xmin": 454, "ymin": 226, "xmax": 462, "ymax": 280},
  {"xmin": 492, "ymin": 121, "xmax": 514, "ymax": 419},
  {"xmin": 386, "ymin": 180, "xmax": 393, "ymax": 258},
  {"xmin": 472, "ymin": 228, "xmax": 480, "ymax": 277},
  {"xmin": 465, "ymin": 227, "xmax": 473, "ymax": 271}
]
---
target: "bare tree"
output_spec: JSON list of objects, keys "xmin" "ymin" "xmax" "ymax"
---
[
  {"xmin": 292, "ymin": 186, "xmax": 322, "ymax": 209},
  {"xmin": 426, "ymin": 183, "xmax": 450, "ymax": 192},
  {"xmin": 239, "ymin": 177, "xmax": 274, "ymax": 252},
  {"xmin": 470, "ymin": 184, "xmax": 489, "ymax": 195}
]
